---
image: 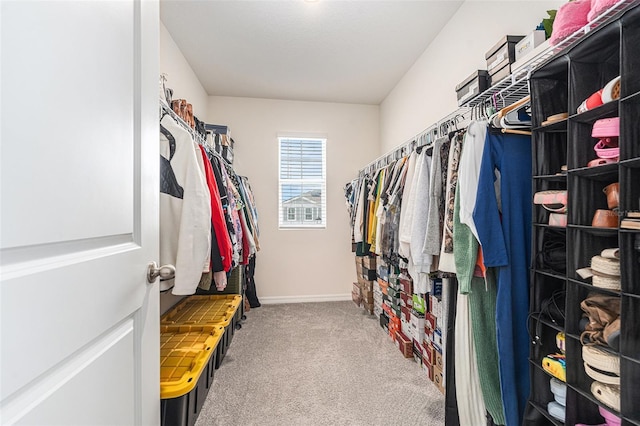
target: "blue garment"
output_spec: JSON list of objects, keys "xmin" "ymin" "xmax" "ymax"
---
[{"xmin": 473, "ymin": 132, "xmax": 532, "ymax": 426}]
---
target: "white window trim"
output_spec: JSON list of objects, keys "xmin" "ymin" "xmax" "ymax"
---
[{"xmin": 278, "ymin": 136, "xmax": 327, "ymax": 230}]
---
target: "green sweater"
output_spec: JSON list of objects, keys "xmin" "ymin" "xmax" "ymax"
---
[{"xmin": 453, "ymin": 188, "xmax": 506, "ymax": 425}]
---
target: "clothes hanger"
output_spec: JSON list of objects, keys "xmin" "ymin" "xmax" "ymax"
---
[
  {"xmin": 499, "ymin": 95, "xmax": 531, "ymax": 118},
  {"xmin": 501, "ymin": 128, "xmax": 532, "ymax": 136}
]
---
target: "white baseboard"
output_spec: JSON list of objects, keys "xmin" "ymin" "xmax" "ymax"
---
[{"xmin": 259, "ymin": 293, "xmax": 351, "ymax": 305}]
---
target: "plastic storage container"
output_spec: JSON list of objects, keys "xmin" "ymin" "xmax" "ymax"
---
[{"xmin": 160, "ymin": 326, "xmax": 224, "ymax": 426}]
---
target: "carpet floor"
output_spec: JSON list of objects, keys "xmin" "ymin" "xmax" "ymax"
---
[{"xmin": 195, "ymin": 301, "xmax": 445, "ymax": 426}]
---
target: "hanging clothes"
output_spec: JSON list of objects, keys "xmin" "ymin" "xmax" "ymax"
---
[
  {"xmin": 439, "ymin": 131, "xmax": 465, "ymax": 273},
  {"xmin": 398, "ymin": 152, "xmax": 418, "ymax": 260},
  {"xmin": 198, "ymin": 145, "xmax": 233, "ymax": 273},
  {"xmin": 159, "ymin": 113, "xmax": 212, "ymax": 295},
  {"xmin": 408, "ymin": 150, "xmax": 432, "ymax": 293},
  {"xmin": 453, "ymin": 182, "xmax": 505, "ymax": 426},
  {"xmin": 458, "ymin": 121, "xmax": 489, "ymax": 241},
  {"xmin": 423, "ymin": 136, "xmax": 449, "ymax": 257},
  {"xmin": 473, "ymin": 132, "xmax": 532, "ymax": 426}
]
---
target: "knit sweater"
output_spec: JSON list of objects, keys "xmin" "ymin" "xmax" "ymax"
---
[{"xmin": 453, "ymin": 187, "xmax": 506, "ymax": 425}]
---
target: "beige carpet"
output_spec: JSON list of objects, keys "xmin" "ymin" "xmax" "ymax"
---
[{"xmin": 195, "ymin": 301, "xmax": 445, "ymax": 426}]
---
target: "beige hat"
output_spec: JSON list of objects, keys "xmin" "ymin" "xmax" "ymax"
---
[{"xmin": 591, "ymin": 381, "xmax": 620, "ymax": 412}]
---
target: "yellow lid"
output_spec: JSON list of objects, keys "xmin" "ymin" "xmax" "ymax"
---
[
  {"xmin": 160, "ymin": 327, "xmax": 224, "ymax": 399},
  {"xmin": 161, "ymin": 295, "xmax": 241, "ymax": 329}
]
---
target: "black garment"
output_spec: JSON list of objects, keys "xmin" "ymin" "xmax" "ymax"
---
[{"xmin": 244, "ymin": 256, "xmax": 261, "ymax": 308}]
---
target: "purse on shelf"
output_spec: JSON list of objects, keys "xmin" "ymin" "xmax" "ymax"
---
[
  {"xmin": 603, "ymin": 182, "xmax": 619, "ymax": 210},
  {"xmin": 534, "ymin": 190, "xmax": 568, "ymax": 213},
  {"xmin": 592, "ymin": 209, "xmax": 618, "ymax": 228},
  {"xmin": 580, "ymin": 294, "xmax": 621, "ymax": 350},
  {"xmin": 536, "ymin": 229, "xmax": 567, "ymax": 273}
]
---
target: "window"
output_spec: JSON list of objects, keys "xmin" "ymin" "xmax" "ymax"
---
[{"xmin": 279, "ymin": 137, "xmax": 326, "ymax": 228}]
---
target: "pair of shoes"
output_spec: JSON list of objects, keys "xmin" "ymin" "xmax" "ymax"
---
[{"xmin": 171, "ymin": 99, "xmax": 195, "ymax": 129}]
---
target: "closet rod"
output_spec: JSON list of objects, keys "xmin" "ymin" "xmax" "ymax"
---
[
  {"xmin": 358, "ymin": 106, "xmax": 470, "ymax": 175},
  {"xmin": 160, "ymin": 101, "xmax": 224, "ymax": 161}
]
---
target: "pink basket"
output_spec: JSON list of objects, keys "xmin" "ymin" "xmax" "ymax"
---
[{"xmin": 592, "ymin": 117, "xmax": 620, "ymax": 138}]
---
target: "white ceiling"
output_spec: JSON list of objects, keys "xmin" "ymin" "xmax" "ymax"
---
[{"xmin": 160, "ymin": 1, "xmax": 464, "ymax": 105}]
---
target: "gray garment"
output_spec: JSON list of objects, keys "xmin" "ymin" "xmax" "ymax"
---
[{"xmin": 423, "ymin": 137, "xmax": 449, "ymax": 255}]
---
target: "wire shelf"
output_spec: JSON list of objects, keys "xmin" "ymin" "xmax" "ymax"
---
[{"xmin": 464, "ymin": 0, "xmax": 638, "ymax": 108}]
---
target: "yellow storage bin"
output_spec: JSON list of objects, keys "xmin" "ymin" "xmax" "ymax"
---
[
  {"xmin": 161, "ymin": 295, "xmax": 241, "ymax": 330},
  {"xmin": 160, "ymin": 326, "xmax": 224, "ymax": 399}
]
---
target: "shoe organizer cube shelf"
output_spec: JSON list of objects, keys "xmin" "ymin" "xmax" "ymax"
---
[{"xmin": 527, "ymin": 5, "xmax": 640, "ymax": 426}]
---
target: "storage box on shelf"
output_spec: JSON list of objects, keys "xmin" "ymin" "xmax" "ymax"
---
[
  {"xmin": 527, "ymin": 6, "xmax": 640, "ymax": 425},
  {"xmin": 485, "ymin": 35, "xmax": 525, "ymax": 85}
]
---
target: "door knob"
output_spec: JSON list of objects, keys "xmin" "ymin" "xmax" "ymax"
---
[{"xmin": 147, "ymin": 262, "xmax": 176, "ymax": 283}]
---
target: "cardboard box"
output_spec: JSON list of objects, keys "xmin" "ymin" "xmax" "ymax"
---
[
  {"xmin": 433, "ymin": 366, "xmax": 445, "ymax": 394},
  {"xmin": 361, "ymin": 288, "xmax": 374, "ymax": 304},
  {"xmin": 425, "ymin": 312, "xmax": 437, "ymax": 332},
  {"xmin": 423, "ymin": 358, "xmax": 434, "ymax": 381},
  {"xmin": 351, "ymin": 283, "xmax": 362, "ymax": 295},
  {"xmin": 436, "ymin": 352, "xmax": 444, "ymax": 370},
  {"xmin": 377, "ymin": 265, "xmax": 389, "ymax": 282},
  {"xmin": 423, "ymin": 342, "xmax": 435, "ymax": 366},
  {"xmin": 413, "ymin": 339, "xmax": 424, "ymax": 356},
  {"xmin": 400, "ymin": 291, "xmax": 410, "ymax": 307},
  {"xmin": 412, "ymin": 295, "xmax": 426, "ymax": 314},
  {"xmin": 513, "ymin": 39, "xmax": 551, "ymax": 72},
  {"xmin": 430, "ymin": 295, "xmax": 443, "ymax": 319},
  {"xmin": 388, "ymin": 275, "xmax": 401, "ymax": 291},
  {"xmin": 358, "ymin": 276, "xmax": 373, "ymax": 292},
  {"xmin": 396, "ymin": 332, "xmax": 413, "ymax": 358},
  {"xmin": 379, "ymin": 312, "xmax": 389, "ymax": 331},
  {"xmin": 410, "ymin": 312, "xmax": 426, "ymax": 343},
  {"xmin": 455, "ymin": 70, "xmax": 489, "ymax": 106},
  {"xmin": 401, "ymin": 317, "xmax": 412, "ymax": 338},
  {"xmin": 399, "ymin": 276, "xmax": 413, "ymax": 294},
  {"xmin": 413, "ymin": 346, "xmax": 423, "ymax": 365},
  {"xmin": 515, "ymin": 30, "xmax": 546, "ymax": 62},
  {"xmin": 362, "ymin": 266, "xmax": 376, "ymax": 281},
  {"xmin": 429, "ymin": 278, "xmax": 442, "ymax": 297},
  {"xmin": 485, "ymin": 35, "xmax": 524, "ymax": 74},
  {"xmin": 387, "ymin": 286, "xmax": 400, "ymax": 299},
  {"xmin": 362, "ymin": 255, "xmax": 377, "ymax": 270},
  {"xmin": 401, "ymin": 306, "xmax": 411, "ymax": 322},
  {"xmin": 351, "ymin": 291, "xmax": 361, "ymax": 307},
  {"xmin": 362, "ymin": 301, "xmax": 374, "ymax": 315},
  {"xmin": 378, "ymin": 279, "xmax": 389, "ymax": 295},
  {"xmin": 432, "ymin": 328, "xmax": 443, "ymax": 353}
]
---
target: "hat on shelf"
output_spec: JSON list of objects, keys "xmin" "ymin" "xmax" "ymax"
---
[
  {"xmin": 550, "ymin": 378, "xmax": 567, "ymax": 406},
  {"xmin": 588, "ymin": 158, "xmax": 618, "ymax": 167},
  {"xmin": 542, "ymin": 112, "xmax": 569, "ymax": 126},
  {"xmin": 593, "ymin": 117, "xmax": 620, "ymax": 138},
  {"xmin": 601, "ymin": 76, "xmax": 621, "ymax": 103},
  {"xmin": 583, "ymin": 345, "xmax": 620, "ymax": 377},
  {"xmin": 591, "ymin": 381, "xmax": 621, "ymax": 412},
  {"xmin": 547, "ymin": 401, "xmax": 566, "ymax": 423}
]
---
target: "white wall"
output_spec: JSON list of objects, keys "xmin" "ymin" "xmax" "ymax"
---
[
  {"xmin": 159, "ymin": 21, "xmax": 210, "ymax": 314},
  {"xmin": 160, "ymin": 21, "xmax": 208, "ymax": 116},
  {"xmin": 379, "ymin": 0, "xmax": 563, "ymax": 153},
  {"xmin": 207, "ymin": 96, "xmax": 379, "ymax": 303}
]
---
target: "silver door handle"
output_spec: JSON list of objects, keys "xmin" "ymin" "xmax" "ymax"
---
[{"xmin": 147, "ymin": 261, "xmax": 176, "ymax": 283}]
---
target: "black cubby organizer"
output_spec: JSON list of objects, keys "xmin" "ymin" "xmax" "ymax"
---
[{"xmin": 527, "ymin": 5, "xmax": 640, "ymax": 426}]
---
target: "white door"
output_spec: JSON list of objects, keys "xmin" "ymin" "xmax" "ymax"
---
[{"xmin": 0, "ymin": 1, "xmax": 160, "ymax": 425}]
